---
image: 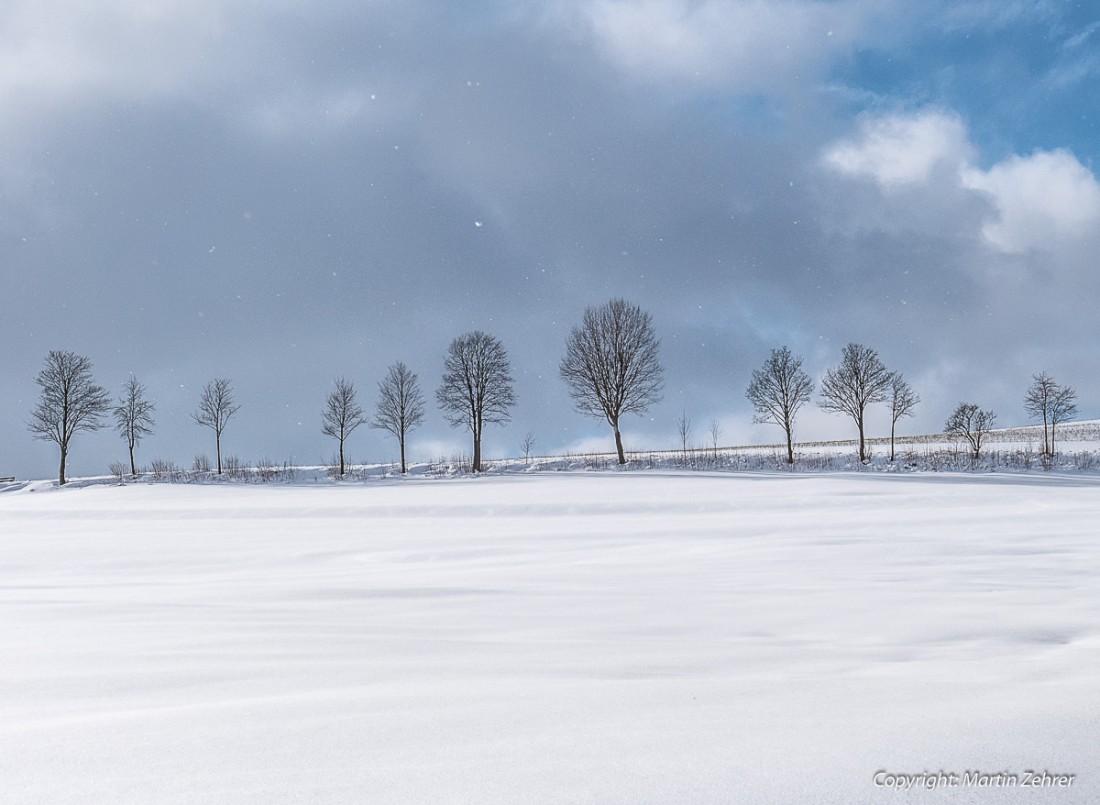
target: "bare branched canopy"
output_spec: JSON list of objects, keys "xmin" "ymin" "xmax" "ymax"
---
[
  {"xmin": 113, "ymin": 374, "xmax": 156, "ymax": 477},
  {"xmin": 28, "ymin": 350, "xmax": 111, "ymax": 485},
  {"xmin": 322, "ymin": 377, "xmax": 366, "ymax": 476},
  {"xmin": 745, "ymin": 346, "xmax": 813, "ymax": 465},
  {"xmin": 945, "ymin": 402, "xmax": 997, "ymax": 459},
  {"xmin": 437, "ymin": 331, "xmax": 516, "ymax": 472},
  {"xmin": 676, "ymin": 410, "xmax": 692, "ymax": 457},
  {"xmin": 192, "ymin": 378, "xmax": 240, "ymax": 474},
  {"xmin": 819, "ymin": 343, "xmax": 893, "ymax": 462},
  {"xmin": 1024, "ymin": 372, "xmax": 1077, "ymax": 458},
  {"xmin": 709, "ymin": 419, "xmax": 722, "ymax": 457},
  {"xmin": 559, "ymin": 298, "xmax": 663, "ymax": 464},
  {"xmin": 887, "ymin": 373, "xmax": 919, "ymax": 462},
  {"xmin": 371, "ymin": 362, "xmax": 425, "ymax": 474}
]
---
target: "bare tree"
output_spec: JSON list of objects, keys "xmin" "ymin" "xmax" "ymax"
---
[
  {"xmin": 28, "ymin": 350, "xmax": 111, "ymax": 485},
  {"xmin": 745, "ymin": 346, "xmax": 814, "ymax": 465},
  {"xmin": 709, "ymin": 419, "xmax": 722, "ymax": 459},
  {"xmin": 819, "ymin": 343, "xmax": 892, "ymax": 462},
  {"xmin": 1050, "ymin": 383, "xmax": 1078, "ymax": 459},
  {"xmin": 676, "ymin": 409, "xmax": 692, "ymax": 462},
  {"xmin": 437, "ymin": 332, "xmax": 516, "ymax": 473},
  {"xmin": 887, "ymin": 373, "xmax": 919, "ymax": 462},
  {"xmin": 559, "ymin": 298, "xmax": 664, "ymax": 465},
  {"xmin": 945, "ymin": 403, "xmax": 997, "ymax": 459},
  {"xmin": 1024, "ymin": 372, "xmax": 1056, "ymax": 456},
  {"xmin": 371, "ymin": 362, "xmax": 425, "ymax": 474},
  {"xmin": 1024, "ymin": 372, "xmax": 1077, "ymax": 459},
  {"xmin": 521, "ymin": 431, "xmax": 535, "ymax": 465},
  {"xmin": 322, "ymin": 377, "xmax": 366, "ymax": 476},
  {"xmin": 192, "ymin": 378, "xmax": 240, "ymax": 474},
  {"xmin": 113, "ymin": 374, "xmax": 156, "ymax": 477}
]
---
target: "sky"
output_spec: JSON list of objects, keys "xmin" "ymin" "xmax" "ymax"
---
[{"xmin": 3, "ymin": 0, "xmax": 1100, "ymax": 479}]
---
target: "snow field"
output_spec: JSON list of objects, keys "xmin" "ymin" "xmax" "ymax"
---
[{"xmin": 1, "ymin": 473, "xmax": 1098, "ymax": 803}]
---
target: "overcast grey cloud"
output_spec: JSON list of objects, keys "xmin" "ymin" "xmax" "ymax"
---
[{"xmin": 3, "ymin": 0, "xmax": 1099, "ymax": 478}]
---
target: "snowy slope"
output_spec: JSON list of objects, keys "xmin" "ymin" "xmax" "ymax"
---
[{"xmin": 1, "ymin": 473, "xmax": 1097, "ymax": 803}]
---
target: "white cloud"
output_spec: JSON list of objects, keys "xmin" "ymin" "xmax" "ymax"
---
[
  {"xmin": 961, "ymin": 150, "xmax": 1100, "ymax": 253},
  {"xmin": 581, "ymin": 0, "xmax": 869, "ymax": 89},
  {"xmin": 821, "ymin": 110, "xmax": 972, "ymax": 187},
  {"xmin": 823, "ymin": 109, "xmax": 1100, "ymax": 254}
]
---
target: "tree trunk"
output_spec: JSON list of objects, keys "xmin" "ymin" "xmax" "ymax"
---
[
  {"xmin": 471, "ymin": 417, "xmax": 482, "ymax": 473},
  {"xmin": 339, "ymin": 438, "xmax": 345, "ymax": 476},
  {"xmin": 784, "ymin": 425, "xmax": 794, "ymax": 465},
  {"xmin": 216, "ymin": 433, "xmax": 222, "ymax": 474},
  {"xmin": 129, "ymin": 444, "xmax": 137, "ymax": 477},
  {"xmin": 890, "ymin": 420, "xmax": 896, "ymax": 462},
  {"xmin": 400, "ymin": 437, "xmax": 407, "ymax": 475},
  {"xmin": 59, "ymin": 446, "xmax": 68, "ymax": 486},
  {"xmin": 857, "ymin": 414, "xmax": 867, "ymax": 462},
  {"xmin": 1051, "ymin": 422, "xmax": 1056, "ymax": 461},
  {"xmin": 614, "ymin": 427, "xmax": 626, "ymax": 465}
]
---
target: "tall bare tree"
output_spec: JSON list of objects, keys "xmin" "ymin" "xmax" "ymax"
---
[
  {"xmin": 559, "ymin": 298, "xmax": 664, "ymax": 464},
  {"xmin": 819, "ymin": 343, "xmax": 893, "ymax": 462},
  {"xmin": 371, "ymin": 362, "xmax": 425, "ymax": 474},
  {"xmin": 1024, "ymin": 372, "xmax": 1077, "ymax": 458},
  {"xmin": 745, "ymin": 346, "xmax": 814, "ymax": 465},
  {"xmin": 28, "ymin": 350, "xmax": 111, "ymax": 485},
  {"xmin": 521, "ymin": 431, "xmax": 536, "ymax": 465},
  {"xmin": 709, "ymin": 419, "xmax": 722, "ymax": 459},
  {"xmin": 1024, "ymin": 372, "xmax": 1057, "ymax": 456},
  {"xmin": 887, "ymin": 373, "xmax": 919, "ymax": 462},
  {"xmin": 192, "ymin": 378, "xmax": 240, "ymax": 474},
  {"xmin": 945, "ymin": 402, "xmax": 997, "ymax": 459},
  {"xmin": 437, "ymin": 332, "xmax": 516, "ymax": 473},
  {"xmin": 322, "ymin": 377, "xmax": 366, "ymax": 476},
  {"xmin": 113, "ymin": 374, "xmax": 156, "ymax": 477}
]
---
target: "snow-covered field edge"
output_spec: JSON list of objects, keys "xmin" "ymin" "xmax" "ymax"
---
[{"xmin": 7, "ymin": 421, "xmax": 1100, "ymax": 493}]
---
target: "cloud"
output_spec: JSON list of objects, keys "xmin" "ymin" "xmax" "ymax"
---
[
  {"xmin": 823, "ymin": 109, "xmax": 1100, "ymax": 253},
  {"xmin": 961, "ymin": 150, "xmax": 1100, "ymax": 253},
  {"xmin": 580, "ymin": 0, "xmax": 868, "ymax": 90},
  {"xmin": 0, "ymin": 0, "xmax": 228, "ymax": 104},
  {"xmin": 821, "ymin": 110, "xmax": 972, "ymax": 188}
]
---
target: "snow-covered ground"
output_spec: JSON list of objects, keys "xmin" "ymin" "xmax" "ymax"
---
[{"xmin": 2, "ymin": 472, "xmax": 1097, "ymax": 803}]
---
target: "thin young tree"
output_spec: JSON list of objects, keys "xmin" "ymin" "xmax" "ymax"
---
[
  {"xmin": 745, "ymin": 346, "xmax": 814, "ymax": 465},
  {"xmin": 944, "ymin": 403, "xmax": 997, "ymax": 459},
  {"xmin": 322, "ymin": 377, "xmax": 366, "ymax": 476},
  {"xmin": 887, "ymin": 373, "xmax": 919, "ymax": 462},
  {"xmin": 676, "ymin": 410, "xmax": 692, "ymax": 463},
  {"xmin": 437, "ymin": 332, "xmax": 516, "ymax": 473},
  {"xmin": 371, "ymin": 362, "xmax": 425, "ymax": 474},
  {"xmin": 1024, "ymin": 372, "xmax": 1077, "ymax": 458},
  {"xmin": 709, "ymin": 419, "xmax": 722, "ymax": 460},
  {"xmin": 192, "ymin": 378, "xmax": 240, "ymax": 475},
  {"xmin": 113, "ymin": 374, "xmax": 156, "ymax": 477},
  {"xmin": 818, "ymin": 343, "xmax": 893, "ymax": 462},
  {"xmin": 28, "ymin": 350, "xmax": 111, "ymax": 485},
  {"xmin": 521, "ymin": 431, "xmax": 536, "ymax": 465},
  {"xmin": 559, "ymin": 298, "xmax": 664, "ymax": 465}
]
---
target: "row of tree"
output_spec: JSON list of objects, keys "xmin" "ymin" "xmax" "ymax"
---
[
  {"xmin": 745, "ymin": 343, "xmax": 915, "ymax": 465},
  {"xmin": 744, "ymin": 345, "xmax": 1077, "ymax": 463},
  {"xmin": 23, "ymin": 298, "xmax": 1080, "ymax": 484}
]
